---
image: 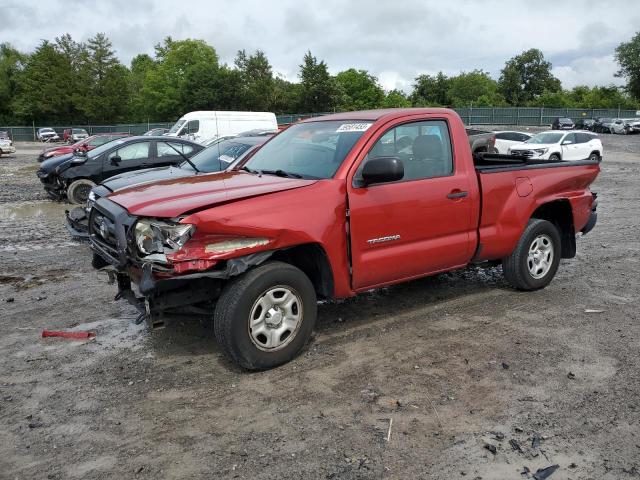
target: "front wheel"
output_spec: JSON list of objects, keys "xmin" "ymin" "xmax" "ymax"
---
[
  {"xmin": 214, "ymin": 261, "xmax": 317, "ymax": 370},
  {"xmin": 548, "ymin": 153, "xmax": 561, "ymax": 162},
  {"xmin": 502, "ymin": 219, "xmax": 561, "ymax": 291},
  {"xmin": 67, "ymin": 178, "xmax": 96, "ymax": 204}
]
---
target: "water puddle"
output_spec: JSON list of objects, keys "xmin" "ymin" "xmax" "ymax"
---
[{"xmin": 0, "ymin": 201, "xmax": 67, "ymax": 221}]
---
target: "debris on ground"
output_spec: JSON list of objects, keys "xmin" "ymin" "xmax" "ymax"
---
[
  {"xmin": 584, "ymin": 309, "xmax": 605, "ymax": 313},
  {"xmin": 532, "ymin": 464, "xmax": 559, "ymax": 479},
  {"xmin": 531, "ymin": 435, "xmax": 541, "ymax": 449},
  {"xmin": 484, "ymin": 443, "xmax": 497, "ymax": 455},
  {"xmin": 41, "ymin": 330, "xmax": 96, "ymax": 340},
  {"xmin": 567, "ymin": 372, "xmax": 576, "ymax": 380},
  {"xmin": 5, "ymin": 297, "xmax": 15, "ymax": 303},
  {"xmin": 509, "ymin": 439, "xmax": 522, "ymax": 452},
  {"xmin": 501, "ymin": 362, "xmax": 510, "ymax": 370}
]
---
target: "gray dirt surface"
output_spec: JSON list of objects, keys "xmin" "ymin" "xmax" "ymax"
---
[{"xmin": 1, "ymin": 134, "xmax": 639, "ymax": 479}]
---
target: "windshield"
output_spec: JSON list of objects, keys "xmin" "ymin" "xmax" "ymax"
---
[
  {"xmin": 181, "ymin": 139, "xmax": 256, "ymax": 173},
  {"xmin": 72, "ymin": 129, "xmax": 86, "ymax": 134},
  {"xmin": 525, "ymin": 132, "xmax": 564, "ymax": 144},
  {"xmin": 168, "ymin": 119, "xmax": 186, "ymax": 134},
  {"xmin": 600, "ymin": 118, "xmax": 612, "ymax": 123},
  {"xmin": 243, "ymin": 120, "xmax": 370, "ymax": 179},
  {"xmin": 559, "ymin": 118, "xmax": 572, "ymax": 122},
  {"xmin": 41, "ymin": 128, "xmax": 54, "ymax": 133},
  {"xmin": 87, "ymin": 138, "xmax": 127, "ymax": 158}
]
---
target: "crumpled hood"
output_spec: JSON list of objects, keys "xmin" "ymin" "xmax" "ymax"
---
[
  {"xmin": 38, "ymin": 153, "xmax": 75, "ymax": 173},
  {"xmin": 108, "ymin": 170, "xmax": 318, "ymax": 218},
  {"xmin": 102, "ymin": 165, "xmax": 194, "ymax": 193}
]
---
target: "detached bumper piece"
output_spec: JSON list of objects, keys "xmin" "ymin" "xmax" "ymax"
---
[
  {"xmin": 65, "ymin": 207, "xmax": 90, "ymax": 240},
  {"xmin": 581, "ymin": 193, "xmax": 598, "ymax": 236}
]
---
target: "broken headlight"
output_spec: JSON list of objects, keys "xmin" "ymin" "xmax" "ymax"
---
[{"xmin": 134, "ymin": 219, "xmax": 194, "ymax": 256}]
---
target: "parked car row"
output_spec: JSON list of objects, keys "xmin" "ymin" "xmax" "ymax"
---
[{"xmin": 552, "ymin": 116, "xmax": 640, "ymax": 134}]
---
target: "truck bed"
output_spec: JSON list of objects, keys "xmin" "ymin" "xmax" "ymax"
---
[{"xmin": 474, "ymin": 153, "xmax": 600, "ymax": 173}]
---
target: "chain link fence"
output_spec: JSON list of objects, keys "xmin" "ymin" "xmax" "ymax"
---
[{"xmin": 3, "ymin": 108, "xmax": 640, "ymax": 141}]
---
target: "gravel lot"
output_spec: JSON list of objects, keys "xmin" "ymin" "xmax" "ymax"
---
[{"xmin": 1, "ymin": 134, "xmax": 639, "ymax": 479}]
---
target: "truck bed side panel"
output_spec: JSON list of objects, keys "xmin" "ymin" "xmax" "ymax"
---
[{"xmin": 475, "ymin": 163, "xmax": 600, "ymax": 261}]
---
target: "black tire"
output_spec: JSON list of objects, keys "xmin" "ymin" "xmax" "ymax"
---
[
  {"xmin": 214, "ymin": 261, "xmax": 317, "ymax": 370},
  {"xmin": 502, "ymin": 219, "xmax": 561, "ymax": 291},
  {"xmin": 548, "ymin": 153, "xmax": 561, "ymax": 162},
  {"xmin": 67, "ymin": 178, "xmax": 96, "ymax": 204},
  {"xmin": 588, "ymin": 152, "xmax": 600, "ymax": 162}
]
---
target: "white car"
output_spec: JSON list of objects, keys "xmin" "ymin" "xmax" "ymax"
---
[
  {"xmin": 493, "ymin": 131, "xmax": 533, "ymax": 154},
  {"xmin": 36, "ymin": 128, "xmax": 60, "ymax": 142},
  {"xmin": 0, "ymin": 138, "xmax": 16, "ymax": 156},
  {"xmin": 508, "ymin": 130, "xmax": 602, "ymax": 162}
]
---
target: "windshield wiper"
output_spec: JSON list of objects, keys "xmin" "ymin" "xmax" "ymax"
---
[
  {"xmin": 162, "ymin": 141, "xmax": 200, "ymax": 173},
  {"xmin": 260, "ymin": 169, "xmax": 303, "ymax": 179},
  {"xmin": 241, "ymin": 165, "xmax": 260, "ymax": 175}
]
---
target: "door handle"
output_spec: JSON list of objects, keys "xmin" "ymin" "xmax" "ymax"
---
[{"xmin": 447, "ymin": 190, "xmax": 468, "ymax": 199}]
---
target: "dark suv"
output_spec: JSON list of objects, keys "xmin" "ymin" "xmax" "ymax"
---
[
  {"xmin": 36, "ymin": 136, "xmax": 204, "ymax": 204},
  {"xmin": 575, "ymin": 118, "xmax": 595, "ymax": 131},
  {"xmin": 551, "ymin": 117, "xmax": 575, "ymax": 130}
]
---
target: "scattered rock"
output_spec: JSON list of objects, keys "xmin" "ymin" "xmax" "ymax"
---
[
  {"xmin": 567, "ymin": 372, "xmax": 576, "ymax": 380},
  {"xmin": 532, "ymin": 464, "xmax": 559, "ymax": 479},
  {"xmin": 484, "ymin": 444, "xmax": 497, "ymax": 455},
  {"xmin": 5, "ymin": 297, "xmax": 14, "ymax": 303},
  {"xmin": 493, "ymin": 432, "xmax": 505, "ymax": 441},
  {"xmin": 501, "ymin": 362, "xmax": 510, "ymax": 370},
  {"xmin": 532, "ymin": 435, "xmax": 541, "ymax": 449},
  {"xmin": 509, "ymin": 439, "xmax": 522, "ymax": 452},
  {"xmin": 28, "ymin": 420, "xmax": 43, "ymax": 429}
]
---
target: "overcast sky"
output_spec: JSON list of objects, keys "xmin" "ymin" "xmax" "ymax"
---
[{"xmin": 2, "ymin": 0, "xmax": 639, "ymax": 92}]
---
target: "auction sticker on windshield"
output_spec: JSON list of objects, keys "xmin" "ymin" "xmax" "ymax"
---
[{"xmin": 336, "ymin": 123, "xmax": 372, "ymax": 133}]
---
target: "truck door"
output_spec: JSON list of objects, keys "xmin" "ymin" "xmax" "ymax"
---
[{"xmin": 347, "ymin": 119, "xmax": 475, "ymax": 290}]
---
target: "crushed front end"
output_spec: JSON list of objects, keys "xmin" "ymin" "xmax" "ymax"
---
[{"xmin": 89, "ymin": 197, "xmax": 273, "ymax": 329}]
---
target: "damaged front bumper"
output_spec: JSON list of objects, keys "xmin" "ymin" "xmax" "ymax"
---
[{"xmin": 89, "ymin": 197, "xmax": 275, "ymax": 328}]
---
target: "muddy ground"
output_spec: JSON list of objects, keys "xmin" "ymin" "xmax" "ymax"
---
[{"xmin": 1, "ymin": 135, "xmax": 639, "ymax": 480}]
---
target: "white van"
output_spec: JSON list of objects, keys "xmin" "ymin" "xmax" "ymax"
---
[{"xmin": 166, "ymin": 111, "xmax": 278, "ymax": 144}]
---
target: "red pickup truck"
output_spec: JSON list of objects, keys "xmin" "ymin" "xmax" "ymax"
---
[{"xmin": 89, "ymin": 108, "xmax": 599, "ymax": 370}]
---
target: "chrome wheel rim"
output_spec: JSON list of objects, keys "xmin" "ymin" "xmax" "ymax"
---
[
  {"xmin": 248, "ymin": 286, "xmax": 303, "ymax": 351},
  {"xmin": 527, "ymin": 234, "xmax": 554, "ymax": 279}
]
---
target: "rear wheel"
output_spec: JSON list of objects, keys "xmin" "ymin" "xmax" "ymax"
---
[
  {"xmin": 502, "ymin": 219, "xmax": 561, "ymax": 291},
  {"xmin": 67, "ymin": 178, "xmax": 96, "ymax": 204},
  {"xmin": 588, "ymin": 152, "xmax": 600, "ymax": 162},
  {"xmin": 214, "ymin": 261, "xmax": 317, "ymax": 370}
]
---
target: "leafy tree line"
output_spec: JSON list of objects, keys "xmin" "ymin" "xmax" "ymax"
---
[{"xmin": 1, "ymin": 32, "xmax": 639, "ymax": 125}]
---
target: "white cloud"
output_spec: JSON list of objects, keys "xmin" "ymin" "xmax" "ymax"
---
[{"xmin": 2, "ymin": 0, "xmax": 639, "ymax": 92}]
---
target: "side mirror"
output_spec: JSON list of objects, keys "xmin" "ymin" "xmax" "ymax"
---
[
  {"xmin": 110, "ymin": 155, "xmax": 121, "ymax": 166},
  {"xmin": 361, "ymin": 156, "xmax": 404, "ymax": 186},
  {"xmin": 562, "ymin": 140, "xmax": 573, "ymax": 145}
]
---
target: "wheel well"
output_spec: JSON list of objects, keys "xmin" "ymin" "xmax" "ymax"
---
[
  {"xmin": 531, "ymin": 200, "xmax": 575, "ymax": 258},
  {"xmin": 590, "ymin": 150, "xmax": 601, "ymax": 158},
  {"xmin": 270, "ymin": 244, "xmax": 335, "ymax": 300}
]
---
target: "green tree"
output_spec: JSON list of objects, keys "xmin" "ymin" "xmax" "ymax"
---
[
  {"xmin": 334, "ymin": 69, "xmax": 385, "ymax": 110},
  {"xmin": 141, "ymin": 37, "xmax": 219, "ymax": 120},
  {"xmin": 447, "ymin": 70, "xmax": 505, "ymax": 107},
  {"xmin": 298, "ymin": 51, "xmax": 336, "ymax": 112},
  {"xmin": 0, "ymin": 43, "xmax": 24, "ymax": 124},
  {"xmin": 12, "ymin": 41, "xmax": 76, "ymax": 123},
  {"xmin": 381, "ymin": 89, "xmax": 411, "ymax": 108},
  {"xmin": 410, "ymin": 72, "xmax": 449, "ymax": 106},
  {"xmin": 234, "ymin": 49, "xmax": 276, "ymax": 111},
  {"xmin": 499, "ymin": 48, "xmax": 561, "ymax": 105},
  {"xmin": 615, "ymin": 31, "xmax": 640, "ymax": 101},
  {"xmin": 73, "ymin": 33, "xmax": 129, "ymax": 122}
]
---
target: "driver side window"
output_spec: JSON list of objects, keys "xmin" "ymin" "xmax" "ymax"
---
[{"xmin": 357, "ymin": 120, "xmax": 453, "ymax": 184}]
